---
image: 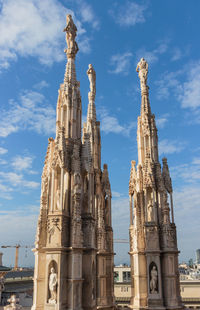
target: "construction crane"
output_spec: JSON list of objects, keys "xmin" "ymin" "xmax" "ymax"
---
[
  {"xmin": 1, "ymin": 244, "xmax": 33, "ymax": 270},
  {"xmin": 114, "ymin": 239, "xmax": 129, "ymax": 243}
]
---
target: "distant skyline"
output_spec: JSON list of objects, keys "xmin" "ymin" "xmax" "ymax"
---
[{"xmin": 0, "ymin": 0, "xmax": 200, "ymax": 267}]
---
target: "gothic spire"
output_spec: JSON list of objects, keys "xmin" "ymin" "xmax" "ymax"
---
[
  {"xmin": 129, "ymin": 58, "xmax": 183, "ymax": 310},
  {"xmin": 136, "ymin": 58, "xmax": 159, "ymax": 164},
  {"xmin": 54, "ymin": 14, "xmax": 82, "ymax": 140},
  {"xmin": 136, "ymin": 57, "xmax": 151, "ymax": 117}
]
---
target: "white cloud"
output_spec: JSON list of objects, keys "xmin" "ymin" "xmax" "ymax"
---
[
  {"xmin": 108, "ymin": 52, "xmax": 133, "ymax": 75},
  {"xmin": 0, "ymin": 159, "xmax": 7, "ymax": 165},
  {"xmin": 136, "ymin": 40, "xmax": 169, "ymax": 66},
  {"xmin": 178, "ymin": 62, "xmax": 200, "ymax": 109},
  {"xmin": 155, "ymin": 61, "xmax": 200, "ymax": 124},
  {"xmin": 156, "ymin": 114, "xmax": 169, "ymax": 129},
  {"xmin": 155, "ymin": 61, "xmax": 200, "ymax": 118},
  {"xmin": 0, "ymin": 183, "xmax": 13, "ymax": 200},
  {"xmin": 171, "ymin": 157, "xmax": 200, "ymax": 183},
  {"xmin": 98, "ymin": 107, "xmax": 136, "ymax": 136},
  {"xmin": 0, "ymin": 90, "xmax": 56, "ymax": 137},
  {"xmin": 0, "ymin": 0, "xmax": 67, "ymax": 68},
  {"xmin": 0, "ymin": 171, "xmax": 39, "ymax": 192},
  {"xmin": 112, "ymin": 191, "xmax": 122, "ymax": 198},
  {"xmin": 192, "ymin": 157, "xmax": 200, "ymax": 165},
  {"xmin": 33, "ymin": 80, "xmax": 49, "ymax": 90},
  {"xmin": 76, "ymin": 0, "xmax": 99, "ymax": 30},
  {"xmin": 155, "ymin": 70, "xmax": 182, "ymax": 100},
  {"xmin": 171, "ymin": 47, "xmax": 182, "ymax": 61},
  {"xmin": 78, "ymin": 36, "xmax": 91, "ymax": 54},
  {"xmin": 171, "ymin": 46, "xmax": 189, "ymax": 62},
  {"xmin": 159, "ymin": 139, "xmax": 185, "ymax": 155},
  {"xmin": 0, "ymin": 147, "xmax": 8, "ymax": 155},
  {"xmin": 109, "ymin": 1, "xmax": 147, "ymax": 27},
  {"xmin": 0, "ymin": 0, "xmax": 93, "ymax": 70},
  {"xmin": 12, "ymin": 155, "xmax": 34, "ymax": 171}
]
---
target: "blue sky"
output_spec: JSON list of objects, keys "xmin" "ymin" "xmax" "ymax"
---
[{"xmin": 0, "ymin": 0, "xmax": 200, "ymax": 267}]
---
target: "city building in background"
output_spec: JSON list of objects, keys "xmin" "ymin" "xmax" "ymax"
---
[{"xmin": 114, "ymin": 266, "xmax": 200, "ymax": 309}]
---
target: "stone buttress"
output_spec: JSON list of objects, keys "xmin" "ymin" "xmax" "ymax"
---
[
  {"xmin": 129, "ymin": 58, "xmax": 183, "ymax": 310},
  {"xmin": 32, "ymin": 15, "xmax": 114, "ymax": 310}
]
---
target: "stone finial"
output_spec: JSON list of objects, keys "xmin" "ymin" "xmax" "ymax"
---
[
  {"xmin": 63, "ymin": 14, "xmax": 79, "ymax": 58},
  {"xmin": 162, "ymin": 157, "xmax": 172, "ymax": 193},
  {"xmin": 136, "ymin": 57, "xmax": 148, "ymax": 91},
  {"xmin": 103, "ymin": 164, "xmax": 108, "ymax": 170},
  {"xmin": 4, "ymin": 295, "xmax": 22, "ymax": 310},
  {"xmin": 87, "ymin": 64, "xmax": 96, "ymax": 95}
]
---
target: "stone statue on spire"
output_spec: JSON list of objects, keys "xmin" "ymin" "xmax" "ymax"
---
[
  {"xmin": 63, "ymin": 14, "xmax": 79, "ymax": 57},
  {"xmin": 136, "ymin": 57, "xmax": 148, "ymax": 91},
  {"xmin": 87, "ymin": 64, "xmax": 96, "ymax": 94}
]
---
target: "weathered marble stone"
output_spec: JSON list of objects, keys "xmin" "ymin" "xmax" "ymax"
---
[
  {"xmin": 129, "ymin": 58, "xmax": 183, "ymax": 310},
  {"xmin": 32, "ymin": 15, "xmax": 114, "ymax": 310}
]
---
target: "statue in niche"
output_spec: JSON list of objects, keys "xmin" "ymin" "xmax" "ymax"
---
[
  {"xmin": 150, "ymin": 265, "xmax": 158, "ymax": 294},
  {"xmin": 136, "ymin": 57, "xmax": 148, "ymax": 89},
  {"xmin": 48, "ymin": 267, "xmax": 57, "ymax": 304},
  {"xmin": 87, "ymin": 64, "xmax": 96, "ymax": 94},
  {"xmin": 63, "ymin": 14, "xmax": 78, "ymax": 53},
  {"xmin": 163, "ymin": 203, "xmax": 170, "ymax": 224},
  {"xmin": 147, "ymin": 200, "xmax": 154, "ymax": 222}
]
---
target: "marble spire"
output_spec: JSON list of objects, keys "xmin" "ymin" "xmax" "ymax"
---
[
  {"xmin": 129, "ymin": 58, "xmax": 183, "ymax": 310},
  {"xmin": 32, "ymin": 14, "xmax": 114, "ymax": 310}
]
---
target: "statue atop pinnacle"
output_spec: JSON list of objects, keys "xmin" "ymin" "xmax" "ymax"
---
[
  {"xmin": 136, "ymin": 57, "xmax": 148, "ymax": 91},
  {"xmin": 87, "ymin": 64, "xmax": 96, "ymax": 95},
  {"xmin": 63, "ymin": 14, "xmax": 79, "ymax": 58}
]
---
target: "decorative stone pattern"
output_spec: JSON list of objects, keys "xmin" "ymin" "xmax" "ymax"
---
[
  {"xmin": 32, "ymin": 15, "xmax": 114, "ymax": 310},
  {"xmin": 129, "ymin": 58, "xmax": 183, "ymax": 310}
]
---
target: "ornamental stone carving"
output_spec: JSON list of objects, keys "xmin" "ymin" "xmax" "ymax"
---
[
  {"xmin": 32, "ymin": 14, "xmax": 114, "ymax": 310},
  {"xmin": 87, "ymin": 64, "xmax": 96, "ymax": 95},
  {"xmin": 48, "ymin": 267, "xmax": 58, "ymax": 304},
  {"xmin": 63, "ymin": 14, "xmax": 79, "ymax": 57},
  {"xmin": 147, "ymin": 200, "xmax": 154, "ymax": 222},
  {"xmin": 129, "ymin": 58, "xmax": 183, "ymax": 310},
  {"xmin": 150, "ymin": 264, "xmax": 158, "ymax": 294},
  {"xmin": 136, "ymin": 57, "xmax": 148, "ymax": 91}
]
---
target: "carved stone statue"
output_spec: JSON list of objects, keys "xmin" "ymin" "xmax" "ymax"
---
[
  {"xmin": 4, "ymin": 295, "xmax": 22, "ymax": 310},
  {"xmin": 87, "ymin": 64, "xmax": 96, "ymax": 94},
  {"xmin": 150, "ymin": 265, "xmax": 158, "ymax": 294},
  {"xmin": 147, "ymin": 200, "xmax": 154, "ymax": 222},
  {"xmin": 48, "ymin": 267, "xmax": 57, "ymax": 304},
  {"xmin": 163, "ymin": 203, "xmax": 170, "ymax": 224},
  {"xmin": 63, "ymin": 14, "xmax": 79, "ymax": 55},
  {"xmin": 136, "ymin": 57, "xmax": 148, "ymax": 90}
]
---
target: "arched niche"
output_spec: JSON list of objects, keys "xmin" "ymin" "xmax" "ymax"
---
[
  {"xmin": 47, "ymin": 260, "xmax": 58, "ymax": 304},
  {"xmin": 149, "ymin": 262, "xmax": 158, "ymax": 294}
]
